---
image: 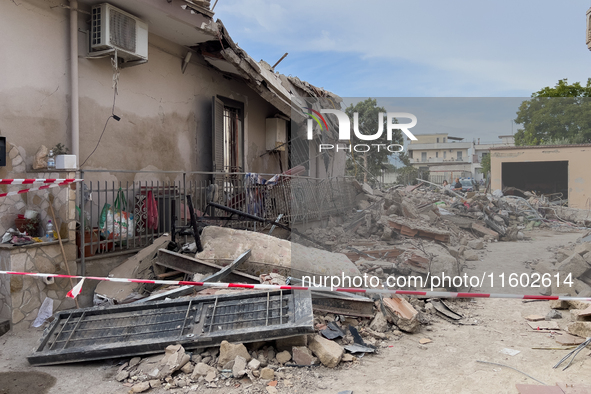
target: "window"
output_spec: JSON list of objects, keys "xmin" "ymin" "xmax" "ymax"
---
[
  {"xmin": 457, "ymin": 151, "xmax": 462, "ymax": 160},
  {"xmin": 421, "ymin": 152, "xmax": 427, "ymax": 162},
  {"xmin": 435, "ymin": 152, "xmax": 439, "ymax": 158},
  {"xmin": 443, "ymin": 138, "xmax": 446, "ymax": 143},
  {"xmin": 409, "ymin": 150, "xmax": 413, "ymax": 159},
  {"xmin": 443, "ymin": 151, "xmax": 446, "ymax": 159},
  {"xmin": 436, "ymin": 138, "xmax": 439, "ymax": 143},
  {"xmin": 213, "ymin": 96, "xmax": 244, "ymax": 175}
]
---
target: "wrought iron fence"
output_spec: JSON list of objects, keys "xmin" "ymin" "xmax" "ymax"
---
[{"xmin": 78, "ymin": 170, "xmax": 357, "ymax": 266}]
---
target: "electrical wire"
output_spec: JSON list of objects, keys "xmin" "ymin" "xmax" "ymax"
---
[
  {"xmin": 80, "ymin": 55, "xmax": 120, "ymax": 168},
  {"xmin": 476, "ymin": 360, "xmax": 547, "ymax": 386}
]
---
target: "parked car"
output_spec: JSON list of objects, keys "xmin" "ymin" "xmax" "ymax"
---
[{"xmin": 460, "ymin": 179, "xmax": 474, "ymax": 192}]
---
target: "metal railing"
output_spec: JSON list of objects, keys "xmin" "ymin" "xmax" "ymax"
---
[{"xmin": 78, "ymin": 170, "xmax": 357, "ymax": 273}]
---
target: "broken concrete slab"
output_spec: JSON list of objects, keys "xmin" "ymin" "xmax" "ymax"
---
[
  {"xmin": 382, "ymin": 296, "xmax": 420, "ymax": 333},
  {"xmin": 568, "ymin": 321, "xmax": 591, "ymax": 337},
  {"xmin": 383, "ymin": 217, "xmax": 450, "ymax": 243},
  {"xmin": 195, "ymin": 226, "xmax": 360, "ymax": 278},
  {"xmin": 94, "ymin": 235, "xmax": 171, "ymax": 303},
  {"xmin": 555, "ymin": 334, "xmax": 585, "ymax": 346},
  {"xmin": 308, "ymin": 335, "xmax": 344, "ymax": 368},
  {"xmin": 472, "ymin": 223, "xmax": 499, "ymax": 241},
  {"xmin": 556, "ymin": 253, "xmax": 590, "ymax": 279},
  {"xmin": 275, "ymin": 350, "xmax": 291, "ymax": 364}
]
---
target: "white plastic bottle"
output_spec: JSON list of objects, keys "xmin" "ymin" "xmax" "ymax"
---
[
  {"xmin": 46, "ymin": 220, "xmax": 55, "ymax": 240},
  {"xmin": 47, "ymin": 149, "xmax": 55, "ymax": 169}
]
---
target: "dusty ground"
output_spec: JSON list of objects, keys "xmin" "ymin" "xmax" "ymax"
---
[{"xmin": 1, "ymin": 228, "xmax": 590, "ymax": 394}]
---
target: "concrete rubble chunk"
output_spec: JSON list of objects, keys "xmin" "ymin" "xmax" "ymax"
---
[
  {"xmin": 369, "ymin": 311, "xmax": 388, "ymax": 333},
  {"xmin": 464, "ymin": 249, "xmax": 479, "ymax": 261},
  {"xmin": 275, "ymin": 350, "xmax": 291, "ymax": 364},
  {"xmin": 361, "ymin": 183, "xmax": 373, "ymax": 195},
  {"xmin": 131, "ymin": 381, "xmax": 151, "ymax": 393},
  {"xmin": 471, "ymin": 223, "xmax": 499, "ymax": 241},
  {"xmin": 115, "ymin": 370, "xmax": 129, "ymax": 382},
  {"xmin": 232, "ymin": 355, "xmax": 247, "ymax": 378},
  {"xmin": 467, "ymin": 239, "xmax": 484, "ymax": 250},
  {"xmin": 567, "ymin": 321, "xmax": 591, "ymax": 337},
  {"xmin": 260, "ymin": 367, "xmax": 275, "ymax": 380},
  {"xmin": 191, "ymin": 363, "xmax": 217, "ymax": 380},
  {"xmin": 292, "ymin": 346, "xmax": 318, "ymax": 366},
  {"xmin": 556, "ymin": 253, "xmax": 590, "ymax": 279},
  {"xmin": 247, "ymin": 358, "xmax": 261, "ymax": 370},
  {"xmin": 382, "ymin": 296, "xmax": 420, "ymax": 333},
  {"xmin": 574, "ymin": 242, "xmax": 591, "ymax": 256},
  {"xmin": 218, "ymin": 340, "xmax": 252, "ymax": 366},
  {"xmin": 196, "ymin": 227, "xmax": 360, "ymax": 279},
  {"xmin": 146, "ymin": 344, "xmax": 190, "ymax": 380},
  {"xmin": 307, "ymin": 335, "xmax": 344, "ymax": 368}
]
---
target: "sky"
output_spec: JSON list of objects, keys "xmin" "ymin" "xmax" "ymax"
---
[{"xmin": 215, "ymin": 0, "xmax": 591, "ymax": 98}]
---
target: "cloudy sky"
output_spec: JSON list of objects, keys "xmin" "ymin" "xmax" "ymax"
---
[{"xmin": 216, "ymin": 0, "xmax": 591, "ymax": 98}]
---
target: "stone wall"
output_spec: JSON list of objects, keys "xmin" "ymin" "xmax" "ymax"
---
[
  {"xmin": 1, "ymin": 243, "xmax": 78, "ymax": 330},
  {"xmin": 0, "ymin": 251, "xmax": 10, "ymax": 323}
]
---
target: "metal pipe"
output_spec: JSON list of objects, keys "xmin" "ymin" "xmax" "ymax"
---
[{"xmin": 70, "ymin": 0, "xmax": 80, "ymax": 167}]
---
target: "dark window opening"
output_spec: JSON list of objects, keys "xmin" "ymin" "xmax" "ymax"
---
[
  {"xmin": 502, "ymin": 161, "xmax": 568, "ymax": 201},
  {"xmin": 212, "ymin": 96, "xmax": 244, "ymax": 175}
]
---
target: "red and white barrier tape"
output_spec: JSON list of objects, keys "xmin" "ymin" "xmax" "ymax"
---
[
  {"xmin": 0, "ymin": 180, "xmax": 81, "ymax": 199},
  {"xmin": 0, "ymin": 179, "xmax": 82, "ymax": 185},
  {"xmin": 1, "ymin": 270, "xmax": 590, "ymax": 301}
]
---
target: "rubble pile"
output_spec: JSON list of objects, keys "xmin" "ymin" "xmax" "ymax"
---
[{"xmin": 531, "ymin": 232, "xmax": 591, "ymax": 297}]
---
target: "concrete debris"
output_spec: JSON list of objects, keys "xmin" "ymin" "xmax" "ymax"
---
[
  {"xmin": 308, "ymin": 335, "xmax": 344, "ymax": 368},
  {"xmin": 196, "ymin": 226, "xmax": 361, "ymax": 278},
  {"xmin": 292, "ymin": 346, "xmax": 318, "ymax": 366},
  {"xmin": 382, "ymin": 296, "xmax": 420, "ymax": 333},
  {"xmin": 275, "ymin": 350, "xmax": 291, "ymax": 364},
  {"xmin": 232, "ymin": 355, "xmax": 247, "ymax": 378},
  {"xmin": 567, "ymin": 321, "xmax": 591, "ymax": 337},
  {"xmin": 218, "ymin": 340, "xmax": 252, "ymax": 366}
]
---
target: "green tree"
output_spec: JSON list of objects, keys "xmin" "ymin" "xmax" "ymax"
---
[
  {"xmin": 514, "ymin": 79, "xmax": 591, "ymax": 145},
  {"xmin": 344, "ymin": 98, "xmax": 404, "ymax": 183},
  {"xmin": 480, "ymin": 153, "xmax": 491, "ymax": 176}
]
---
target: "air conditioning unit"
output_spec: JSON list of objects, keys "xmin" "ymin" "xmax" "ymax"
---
[
  {"xmin": 266, "ymin": 118, "xmax": 287, "ymax": 151},
  {"xmin": 90, "ymin": 3, "xmax": 148, "ymax": 63}
]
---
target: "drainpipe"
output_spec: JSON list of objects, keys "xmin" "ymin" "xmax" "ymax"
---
[{"xmin": 70, "ymin": 0, "xmax": 79, "ymax": 168}]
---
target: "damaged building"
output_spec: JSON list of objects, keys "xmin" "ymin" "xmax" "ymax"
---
[{"xmin": 0, "ymin": 0, "xmax": 353, "ymax": 329}]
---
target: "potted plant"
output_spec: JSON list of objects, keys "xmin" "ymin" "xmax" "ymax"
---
[
  {"xmin": 75, "ymin": 207, "xmax": 98, "ymax": 257},
  {"xmin": 52, "ymin": 143, "xmax": 76, "ymax": 170},
  {"xmin": 15, "ymin": 216, "xmax": 41, "ymax": 237}
]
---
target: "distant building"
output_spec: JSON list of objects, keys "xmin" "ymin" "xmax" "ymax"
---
[
  {"xmin": 407, "ymin": 133, "xmax": 472, "ymax": 183},
  {"xmin": 471, "ymin": 135, "xmax": 515, "ymax": 181},
  {"xmin": 490, "ymin": 144, "xmax": 591, "ymax": 208}
]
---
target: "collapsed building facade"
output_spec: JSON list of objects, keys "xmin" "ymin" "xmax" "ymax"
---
[{"xmin": 0, "ymin": 0, "xmax": 352, "ymax": 328}]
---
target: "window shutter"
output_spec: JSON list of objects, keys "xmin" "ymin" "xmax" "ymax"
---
[{"xmin": 212, "ymin": 96, "xmax": 224, "ymax": 180}]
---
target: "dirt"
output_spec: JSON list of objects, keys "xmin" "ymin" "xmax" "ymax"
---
[
  {"xmin": 1, "ymin": 228, "xmax": 590, "ymax": 394},
  {"xmin": 0, "ymin": 371, "xmax": 56, "ymax": 394}
]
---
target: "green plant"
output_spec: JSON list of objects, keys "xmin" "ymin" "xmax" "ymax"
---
[
  {"xmin": 52, "ymin": 143, "xmax": 70, "ymax": 155},
  {"xmin": 23, "ymin": 217, "xmax": 40, "ymax": 236}
]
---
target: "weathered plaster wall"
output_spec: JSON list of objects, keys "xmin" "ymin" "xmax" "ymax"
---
[
  {"xmin": 0, "ymin": 0, "xmax": 287, "ymax": 184},
  {"xmin": 490, "ymin": 146, "xmax": 591, "ymax": 209}
]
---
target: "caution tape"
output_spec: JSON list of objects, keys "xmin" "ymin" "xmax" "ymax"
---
[
  {"xmin": 1, "ymin": 270, "xmax": 590, "ymax": 301},
  {"xmin": 0, "ymin": 179, "xmax": 81, "ymax": 198},
  {"xmin": 0, "ymin": 178, "xmax": 82, "ymax": 185}
]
